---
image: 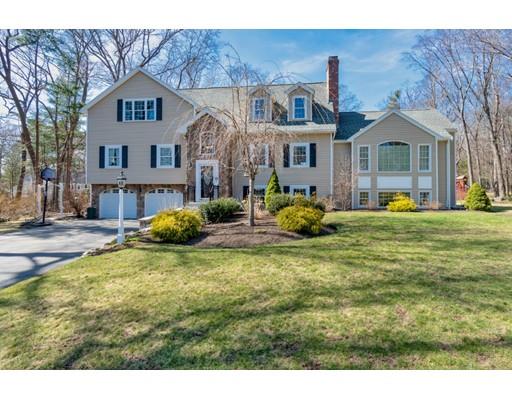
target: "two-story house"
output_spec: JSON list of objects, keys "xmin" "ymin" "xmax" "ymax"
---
[{"xmin": 85, "ymin": 56, "xmax": 456, "ymax": 219}]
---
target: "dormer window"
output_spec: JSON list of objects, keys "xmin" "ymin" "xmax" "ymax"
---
[
  {"xmin": 293, "ymin": 96, "xmax": 306, "ymax": 120},
  {"xmin": 252, "ymin": 97, "xmax": 266, "ymax": 121}
]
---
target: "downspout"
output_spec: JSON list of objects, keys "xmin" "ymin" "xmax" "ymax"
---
[
  {"xmin": 446, "ymin": 138, "xmax": 451, "ymax": 209},
  {"xmin": 329, "ymin": 132, "xmax": 334, "ymax": 197},
  {"xmin": 435, "ymin": 138, "xmax": 439, "ymax": 205}
]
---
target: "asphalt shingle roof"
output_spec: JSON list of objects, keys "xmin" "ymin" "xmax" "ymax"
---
[{"xmin": 336, "ymin": 109, "xmax": 455, "ymax": 140}]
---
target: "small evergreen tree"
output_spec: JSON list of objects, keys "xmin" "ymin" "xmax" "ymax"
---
[
  {"xmin": 464, "ymin": 183, "xmax": 492, "ymax": 211},
  {"xmin": 265, "ymin": 168, "xmax": 281, "ymax": 208}
]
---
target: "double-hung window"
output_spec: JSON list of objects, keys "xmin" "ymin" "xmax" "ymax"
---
[
  {"xmin": 291, "ymin": 143, "xmax": 309, "ymax": 167},
  {"xmin": 419, "ymin": 191, "xmax": 432, "ymax": 207},
  {"xmin": 106, "ymin": 145, "xmax": 122, "ymax": 168},
  {"xmin": 124, "ymin": 99, "xmax": 156, "ymax": 121},
  {"xmin": 290, "ymin": 185, "xmax": 309, "ymax": 197},
  {"xmin": 359, "ymin": 145, "xmax": 370, "ymax": 172},
  {"xmin": 157, "ymin": 145, "xmax": 174, "ymax": 168},
  {"xmin": 359, "ymin": 191, "xmax": 369, "ymax": 207},
  {"xmin": 378, "ymin": 141, "xmax": 410, "ymax": 172},
  {"xmin": 293, "ymin": 96, "xmax": 306, "ymax": 119},
  {"xmin": 418, "ymin": 144, "xmax": 431, "ymax": 172},
  {"xmin": 254, "ymin": 185, "xmax": 266, "ymax": 199},
  {"xmin": 378, "ymin": 192, "xmax": 411, "ymax": 207},
  {"xmin": 253, "ymin": 98, "xmax": 266, "ymax": 121},
  {"xmin": 250, "ymin": 144, "xmax": 269, "ymax": 168}
]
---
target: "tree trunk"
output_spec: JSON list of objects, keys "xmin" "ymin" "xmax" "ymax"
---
[
  {"xmin": 461, "ymin": 120, "xmax": 475, "ymax": 185},
  {"xmin": 15, "ymin": 149, "xmax": 26, "ymax": 199},
  {"xmin": 248, "ymin": 175, "xmax": 255, "ymax": 226}
]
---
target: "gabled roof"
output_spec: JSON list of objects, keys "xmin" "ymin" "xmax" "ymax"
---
[
  {"xmin": 336, "ymin": 109, "xmax": 455, "ymax": 141},
  {"xmin": 284, "ymin": 82, "xmax": 315, "ymax": 95},
  {"xmin": 84, "ymin": 68, "xmax": 197, "ymax": 111},
  {"xmin": 179, "ymin": 81, "xmax": 335, "ymax": 128}
]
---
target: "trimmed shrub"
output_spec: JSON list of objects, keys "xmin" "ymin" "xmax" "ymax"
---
[
  {"xmin": 199, "ymin": 197, "xmax": 242, "ymax": 223},
  {"xmin": 151, "ymin": 209, "xmax": 202, "ymax": 243},
  {"xmin": 387, "ymin": 193, "xmax": 417, "ymax": 212},
  {"xmin": 264, "ymin": 168, "xmax": 281, "ymax": 208},
  {"xmin": 267, "ymin": 193, "xmax": 294, "ymax": 215},
  {"xmin": 465, "ymin": 183, "xmax": 492, "ymax": 211},
  {"xmin": 276, "ymin": 205, "xmax": 324, "ymax": 235},
  {"xmin": 293, "ymin": 193, "xmax": 315, "ymax": 208}
]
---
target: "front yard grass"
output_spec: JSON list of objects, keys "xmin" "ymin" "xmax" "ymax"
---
[{"xmin": 1, "ymin": 209, "xmax": 511, "ymax": 369}]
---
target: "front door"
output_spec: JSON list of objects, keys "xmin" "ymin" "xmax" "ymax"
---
[
  {"xmin": 195, "ymin": 160, "xmax": 219, "ymax": 201},
  {"xmin": 201, "ymin": 165, "xmax": 214, "ymax": 199}
]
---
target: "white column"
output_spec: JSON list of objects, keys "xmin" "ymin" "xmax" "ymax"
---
[
  {"xmin": 36, "ymin": 184, "xmax": 42, "ymax": 215},
  {"xmin": 58, "ymin": 183, "xmax": 64, "ymax": 215},
  {"xmin": 117, "ymin": 189, "xmax": 125, "ymax": 244}
]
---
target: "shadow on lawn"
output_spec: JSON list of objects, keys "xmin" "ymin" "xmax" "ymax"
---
[{"xmin": 3, "ymin": 212, "xmax": 512, "ymax": 369}]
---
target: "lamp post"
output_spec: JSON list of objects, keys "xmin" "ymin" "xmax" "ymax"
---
[{"xmin": 116, "ymin": 171, "xmax": 127, "ymax": 244}]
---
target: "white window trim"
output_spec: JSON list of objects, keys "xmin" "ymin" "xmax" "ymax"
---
[
  {"xmin": 358, "ymin": 144, "xmax": 371, "ymax": 173},
  {"xmin": 358, "ymin": 191, "xmax": 369, "ymax": 208},
  {"xmin": 250, "ymin": 143, "xmax": 269, "ymax": 168},
  {"xmin": 292, "ymin": 95, "xmax": 307, "ymax": 121},
  {"xmin": 156, "ymin": 144, "xmax": 175, "ymax": 168},
  {"xmin": 252, "ymin": 97, "xmax": 266, "ymax": 121},
  {"xmin": 377, "ymin": 140, "xmax": 412, "ymax": 173},
  {"xmin": 199, "ymin": 131, "xmax": 215, "ymax": 156},
  {"xmin": 418, "ymin": 143, "xmax": 432, "ymax": 173},
  {"xmin": 290, "ymin": 142, "xmax": 310, "ymax": 168},
  {"xmin": 418, "ymin": 190, "xmax": 432, "ymax": 208},
  {"xmin": 105, "ymin": 145, "xmax": 122, "ymax": 169},
  {"xmin": 290, "ymin": 184, "xmax": 310, "ymax": 197},
  {"xmin": 123, "ymin": 98, "xmax": 156, "ymax": 122}
]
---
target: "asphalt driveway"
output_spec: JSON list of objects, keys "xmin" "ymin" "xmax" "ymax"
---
[{"xmin": 0, "ymin": 219, "xmax": 138, "ymax": 289}]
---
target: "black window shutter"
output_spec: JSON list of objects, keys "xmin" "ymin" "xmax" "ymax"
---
[
  {"xmin": 174, "ymin": 144, "xmax": 181, "ymax": 168},
  {"xmin": 310, "ymin": 186, "xmax": 317, "ymax": 197},
  {"xmin": 150, "ymin": 145, "xmax": 157, "ymax": 168},
  {"xmin": 117, "ymin": 99, "xmax": 123, "ymax": 122},
  {"xmin": 243, "ymin": 186, "xmax": 249, "ymax": 199},
  {"xmin": 283, "ymin": 186, "xmax": 290, "ymax": 194},
  {"xmin": 310, "ymin": 143, "xmax": 316, "ymax": 167},
  {"xmin": 99, "ymin": 146, "xmax": 105, "ymax": 168},
  {"xmin": 283, "ymin": 144, "xmax": 290, "ymax": 168},
  {"xmin": 122, "ymin": 145, "xmax": 128, "ymax": 168},
  {"xmin": 156, "ymin": 97, "xmax": 162, "ymax": 120}
]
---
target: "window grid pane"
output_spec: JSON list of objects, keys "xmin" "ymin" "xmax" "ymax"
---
[
  {"xmin": 294, "ymin": 97, "xmax": 305, "ymax": 119},
  {"xmin": 419, "ymin": 191, "xmax": 431, "ymax": 206},
  {"xmin": 293, "ymin": 145, "xmax": 307, "ymax": 166},
  {"xmin": 293, "ymin": 188, "xmax": 307, "ymax": 196},
  {"xmin": 378, "ymin": 192, "xmax": 411, "ymax": 207},
  {"xmin": 134, "ymin": 100, "xmax": 146, "ymax": 120},
  {"xmin": 378, "ymin": 142, "xmax": 410, "ymax": 171},
  {"xmin": 108, "ymin": 148, "xmax": 120, "ymax": 167},
  {"xmin": 419, "ymin": 145, "xmax": 430, "ymax": 171},
  {"xmin": 147, "ymin": 100, "xmax": 155, "ymax": 120},
  {"xmin": 159, "ymin": 146, "xmax": 173, "ymax": 166},
  {"xmin": 124, "ymin": 101, "xmax": 133, "ymax": 121},
  {"xmin": 254, "ymin": 99, "xmax": 265, "ymax": 120},
  {"xmin": 359, "ymin": 146, "xmax": 369, "ymax": 171},
  {"xmin": 359, "ymin": 192, "xmax": 369, "ymax": 206}
]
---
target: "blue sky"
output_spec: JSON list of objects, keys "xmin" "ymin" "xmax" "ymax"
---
[{"xmin": 219, "ymin": 30, "xmax": 425, "ymax": 109}]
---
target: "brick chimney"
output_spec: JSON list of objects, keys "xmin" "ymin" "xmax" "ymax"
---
[{"xmin": 327, "ymin": 56, "xmax": 339, "ymax": 124}]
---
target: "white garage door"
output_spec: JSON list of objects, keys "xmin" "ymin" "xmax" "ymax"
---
[
  {"xmin": 145, "ymin": 188, "xmax": 184, "ymax": 216},
  {"xmin": 99, "ymin": 189, "xmax": 137, "ymax": 219}
]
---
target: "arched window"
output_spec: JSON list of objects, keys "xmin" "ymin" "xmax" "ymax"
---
[
  {"xmin": 200, "ymin": 131, "xmax": 215, "ymax": 155},
  {"xmin": 378, "ymin": 141, "xmax": 410, "ymax": 172}
]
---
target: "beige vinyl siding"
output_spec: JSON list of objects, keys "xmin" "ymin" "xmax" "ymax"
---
[
  {"xmin": 86, "ymin": 71, "xmax": 194, "ymax": 184},
  {"xmin": 437, "ymin": 140, "xmax": 447, "ymax": 207},
  {"xmin": 352, "ymin": 113, "xmax": 439, "ymax": 207},
  {"xmin": 233, "ymin": 133, "xmax": 332, "ymax": 198}
]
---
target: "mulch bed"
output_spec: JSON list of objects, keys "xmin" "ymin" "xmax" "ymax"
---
[{"xmin": 189, "ymin": 213, "xmax": 336, "ymax": 248}]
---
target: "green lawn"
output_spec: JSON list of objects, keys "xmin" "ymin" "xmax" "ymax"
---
[{"xmin": 1, "ymin": 210, "xmax": 512, "ymax": 369}]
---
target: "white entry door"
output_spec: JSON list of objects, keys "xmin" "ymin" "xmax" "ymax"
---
[
  {"xmin": 99, "ymin": 189, "xmax": 137, "ymax": 219},
  {"xmin": 144, "ymin": 188, "xmax": 184, "ymax": 216}
]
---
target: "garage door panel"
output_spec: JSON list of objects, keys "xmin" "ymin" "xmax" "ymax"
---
[
  {"xmin": 99, "ymin": 190, "xmax": 137, "ymax": 219},
  {"xmin": 144, "ymin": 189, "xmax": 183, "ymax": 216}
]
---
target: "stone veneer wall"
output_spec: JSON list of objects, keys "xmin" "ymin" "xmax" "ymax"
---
[{"xmin": 91, "ymin": 183, "xmax": 186, "ymax": 219}]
